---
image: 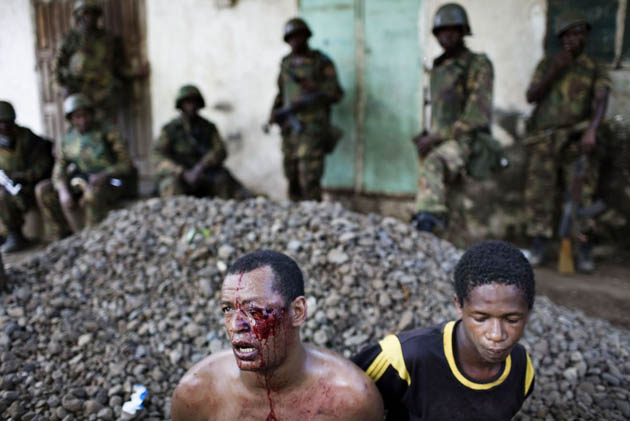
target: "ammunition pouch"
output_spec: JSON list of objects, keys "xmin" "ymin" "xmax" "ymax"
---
[{"xmin": 323, "ymin": 125, "xmax": 343, "ymax": 154}]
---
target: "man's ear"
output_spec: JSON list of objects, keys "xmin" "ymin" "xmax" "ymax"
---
[
  {"xmin": 454, "ymin": 294, "xmax": 464, "ymax": 318},
  {"xmin": 290, "ymin": 296, "xmax": 307, "ymax": 327}
]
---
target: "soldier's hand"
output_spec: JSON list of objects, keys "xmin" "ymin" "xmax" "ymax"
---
[
  {"xmin": 551, "ymin": 50, "xmax": 573, "ymax": 73},
  {"xmin": 581, "ymin": 127, "xmax": 597, "ymax": 154},
  {"xmin": 89, "ymin": 171, "xmax": 109, "ymax": 188},
  {"xmin": 183, "ymin": 164, "xmax": 203, "ymax": 187},
  {"xmin": 415, "ymin": 134, "xmax": 441, "ymax": 157},
  {"xmin": 59, "ymin": 188, "xmax": 76, "ymax": 209}
]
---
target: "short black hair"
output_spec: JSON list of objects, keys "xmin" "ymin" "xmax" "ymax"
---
[
  {"xmin": 454, "ymin": 240, "xmax": 535, "ymax": 309},
  {"xmin": 226, "ymin": 250, "xmax": 305, "ymax": 305}
]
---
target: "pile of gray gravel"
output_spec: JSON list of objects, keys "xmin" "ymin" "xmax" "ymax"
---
[{"xmin": 0, "ymin": 197, "xmax": 628, "ymax": 420}]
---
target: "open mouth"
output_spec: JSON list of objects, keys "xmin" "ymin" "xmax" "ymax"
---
[{"xmin": 232, "ymin": 342, "xmax": 259, "ymax": 360}]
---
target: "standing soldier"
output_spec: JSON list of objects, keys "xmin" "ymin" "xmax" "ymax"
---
[
  {"xmin": 268, "ymin": 18, "xmax": 344, "ymax": 201},
  {"xmin": 524, "ymin": 13, "xmax": 610, "ymax": 272},
  {"xmin": 55, "ymin": 0, "xmax": 148, "ymax": 122},
  {"xmin": 154, "ymin": 85, "xmax": 249, "ymax": 199},
  {"xmin": 411, "ymin": 3, "xmax": 494, "ymax": 232},
  {"xmin": 36, "ymin": 94, "xmax": 136, "ymax": 235},
  {"xmin": 0, "ymin": 101, "xmax": 54, "ymax": 252}
]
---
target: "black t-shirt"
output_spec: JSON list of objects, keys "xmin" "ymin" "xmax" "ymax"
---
[{"xmin": 351, "ymin": 321, "xmax": 535, "ymax": 421}]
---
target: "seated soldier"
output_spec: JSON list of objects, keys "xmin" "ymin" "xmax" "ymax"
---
[
  {"xmin": 0, "ymin": 101, "xmax": 54, "ymax": 252},
  {"xmin": 171, "ymin": 250, "xmax": 384, "ymax": 421},
  {"xmin": 154, "ymin": 85, "xmax": 250, "ymax": 199},
  {"xmin": 36, "ymin": 93, "xmax": 135, "ymax": 235},
  {"xmin": 353, "ymin": 240, "xmax": 535, "ymax": 420}
]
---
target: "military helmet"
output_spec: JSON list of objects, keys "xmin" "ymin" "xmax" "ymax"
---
[
  {"xmin": 63, "ymin": 93, "xmax": 93, "ymax": 119},
  {"xmin": 175, "ymin": 84, "xmax": 205, "ymax": 109},
  {"xmin": 432, "ymin": 3, "xmax": 471, "ymax": 36},
  {"xmin": 554, "ymin": 12, "xmax": 591, "ymax": 37},
  {"xmin": 73, "ymin": 0, "xmax": 102, "ymax": 16},
  {"xmin": 283, "ymin": 18, "xmax": 312, "ymax": 41},
  {"xmin": 0, "ymin": 101, "xmax": 16, "ymax": 122}
]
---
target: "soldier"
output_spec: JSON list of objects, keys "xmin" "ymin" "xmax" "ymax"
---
[
  {"xmin": 154, "ymin": 85, "xmax": 249, "ymax": 199},
  {"xmin": 268, "ymin": 18, "xmax": 344, "ymax": 201},
  {"xmin": 411, "ymin": 3, "xmax": 494, "ymax": 232},
  {"xmin": 0, "ymin": 101, "xmax": 54, "ymax": 252},
  {"xmin": 55, "ymin": 0, "xmax": 148, "ymax": 122},
  {"xmin": 36, "ymin": 94, "xmax": 135, "ymax": 235},
  {"xmin": 524, "ymin": 13, "xmax": 610, "ymax": 272}
]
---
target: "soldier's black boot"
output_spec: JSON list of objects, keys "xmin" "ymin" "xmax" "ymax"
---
[
  {"xmin": 1, "ymin": 231, "xmax": 28, "ymax": 253},
  {"xmin": 411, "ymin": 212, "xmax": 446, "ymax": 233},
  {"xmin": 576, "ymin": 242, "xmax": 595, "ymax": 273},
  {"xmin": 528, "ymin": 236, "xmax": 548, "ymax": 267}
]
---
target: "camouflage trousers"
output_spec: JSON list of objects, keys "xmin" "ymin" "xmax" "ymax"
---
[
  {"xmin": 282, "ymin": 128, "xmax": 326, "ymax": 202},
  {"xmin": 35, "ymin": 178, "xmax": 124, "ymax": 237},
  {"xmin": 0, "ymin": 184, "xmax": 37, "ymax": 233},
  {"xmin": 524, "ymin": 129, "xmax": 601, "ymax": 239},
  {"xmin": 415, "ymin": 139, "xmax": 470, "ymax": 214},
  {"xmin": 158, "ymin": 167, "xmax": 248, "ymax": 199}
]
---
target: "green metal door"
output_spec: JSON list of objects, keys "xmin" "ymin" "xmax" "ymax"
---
[{"xmin": 300, "ymin": 0, "xmax": 421, "ymax": 195}]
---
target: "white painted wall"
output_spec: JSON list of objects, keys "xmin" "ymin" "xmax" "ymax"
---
[
  {"xmin": 0, "ymin": 0, "xmax": 43, "ymax": 134},
  {"xmin": 146, "ymin": 0, "xmax": 297, "ymax": 200}
]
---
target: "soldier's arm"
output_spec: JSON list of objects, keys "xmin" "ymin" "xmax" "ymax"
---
[
  {"xmin": 103, "ymin": 131, "xmax": 134, "ymax": 177},
  {"xmin": 581, "ymin": 67, "xmax": 611, "ymax": 153},
  {"xmin": 55, "ymin": 32, "xmax": 79, "ymax": 91},
  {"xmin": 52, "ymin": 142, "xmax": 70, "ymax": 192},
  {"xmin": 453, "ymin": 55, "xmax": 493, "ymax": 137},
  {"xmin": 269, "ymin": 66, "xmax": 285, "ymax": 123},
  {"xmin": 153, "ymin": 128, "xmax": 186, "ymax": 178},
  {"xmin": 18, "ymin": 133, "xmax": 54, "ymax": 184},
  {"xmin": 198, "ymin": 126, "xmax": 227, "ymax": 170},
  {"xmin": 315, "ymin": 55, "xmax": 344, "ymax": 105},
  {"xmin": 526, "ymin": 53, "xmax": 572, "ymax": 103}
]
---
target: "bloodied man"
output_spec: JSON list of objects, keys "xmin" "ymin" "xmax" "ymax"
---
[{"xmin": 171, "ymin": 250, "xmax": 384, "ymax": 421}]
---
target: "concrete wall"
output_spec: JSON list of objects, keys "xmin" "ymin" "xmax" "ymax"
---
[
  {"xmin": 146, "ymin": 0, "xmax": 297, "ymax": 200},
  {"xmin": 0, "ymin": 0, "xmax": 42, "ymax": 134}
]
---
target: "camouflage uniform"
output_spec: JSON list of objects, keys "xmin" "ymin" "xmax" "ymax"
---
[
  {"xmin": 524, "ymin": 53, "xmax": 611, "ymax": 238},
  {"xmin": 154, "ymin": 115, "xmax": 245, "ymax": 198},
  {"xmin": 56, "ymin": 27, "xmax": 126, "ymax": 121},
  {"xmin": 0, "ymin": 126, "xmax": 53, "ymax": 234},
  {"xmin": 415, "ymin": 48, "xmax": 494, "ymax": 214},
  {"xmin": 37, "ymin": 121, "xmax": 134, "ymax": 234},
  {"xmin": 271, "ymin": 48, "xmax": 344, "ymax": 201}
]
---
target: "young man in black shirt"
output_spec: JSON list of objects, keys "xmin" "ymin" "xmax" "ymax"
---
[{"xmin": 352, "ymin": 240, "xmax": 535, "ymax": 420}]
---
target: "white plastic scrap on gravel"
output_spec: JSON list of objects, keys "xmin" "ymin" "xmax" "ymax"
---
[{"xmin": 0, "ymin": 197, "xmax": 628, "ymax": 420}]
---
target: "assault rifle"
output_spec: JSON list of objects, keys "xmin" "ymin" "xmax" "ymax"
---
[
  {"xmin": 0, "ymin": 170, "xmax": 22, "ymax": 196},
  {"xmin": 557, "ymin": 155, "xmax": 606, "ymax": 273}
]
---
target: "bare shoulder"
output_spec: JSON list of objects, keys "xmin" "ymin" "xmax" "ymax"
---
[
  {"xmin": 171, "ymin": 350, "xmax": 237, "ymax": 421},
  {"xmin": 306, "ymin": 346, "xmax": 384, "ymax": 420}
]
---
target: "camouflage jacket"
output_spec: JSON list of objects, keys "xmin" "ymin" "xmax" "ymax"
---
[
  {"xmin": 52, "ymin": 122, "xmax": 133, "ymax": 189},
  {"xmin": 154, "ymin": 115, "xmax": 227, "ymax": 178},
  {"xmin": 430, "ymin": 47, "xmax": 494, "ymax": 141},
  {"xmin": 55, "ymin": 28, "xmax": 125, "ymax": 106},
  {"xmin": 527, "ymin": 53, "xmax": 611, "ymax": 132},
  {"xmin": 0, "ymin": 126, "xmax": 53, "ymax": 186},
  {"xmin": 271, "ymin": 49, "xmax": 343, "ymax": 128}
]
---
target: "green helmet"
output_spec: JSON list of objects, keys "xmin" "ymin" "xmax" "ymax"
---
[
  {"xmin": 432, "ymin": 3, "xmax": 471, "ymax": 36},
  {"xmin": 73, "ymin": 0, "xmax": 102, "ymax": 16},
  {"xmin": 283, "ymin": 18, "xmax": 312, "ymax": 42},
  {"xmin": 175, "ymin": 85, "xmax": 205, "ymax": 109},
  {"xmin": 0, "ymin": 101, "xmax": 16, "ymax": 122},
  {"xmin": 63, "ymin": 93, "xmax": 93, "ymax": 119},
  {"xmin": 554, "ymin": 12, "xmax": 590, "ymax": 37}
]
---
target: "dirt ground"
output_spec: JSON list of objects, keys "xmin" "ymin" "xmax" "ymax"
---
[{"xmin": 3, "ymin": 239, "xmax": 630, "ymax": 331}]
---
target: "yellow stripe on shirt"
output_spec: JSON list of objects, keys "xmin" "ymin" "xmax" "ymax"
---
[
  {"xmin": 524, "ymin": 352, "xmax": 535, "ymax": 396},
  {"xmin": 365, "ymin": 334, "xmax": 411, "ymax": 385}
]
